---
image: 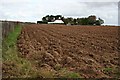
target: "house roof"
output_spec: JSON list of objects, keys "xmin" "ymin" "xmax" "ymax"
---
[{"xmin": 48, "ymin": 20, "xmax": 64, "ymax": 24}]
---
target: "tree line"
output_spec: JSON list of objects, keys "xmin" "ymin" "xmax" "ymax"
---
[{"xmin": 37, "ymin": 15, "xmax": 104, "ymax": 25}]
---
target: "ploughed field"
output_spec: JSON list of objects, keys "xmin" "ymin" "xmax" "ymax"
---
[{"xmin": 17, "ymin": 24, "xmax": 119, "ymax": 78}]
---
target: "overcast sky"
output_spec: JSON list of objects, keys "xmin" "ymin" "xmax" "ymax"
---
[{"xmin": 0, "ymin": 0, "xmax": 120, "ymax": 25}]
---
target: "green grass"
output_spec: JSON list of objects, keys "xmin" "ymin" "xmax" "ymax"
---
[
  {"xmin": 65, "ymin": 72, "xmax": 80, "ymax": 78},
  {"xmin": 56, "ymin": 68, "xmax": 81, "ymax": 78},
  {"xmin": 2, "ymin": 25, "xmax": 40, "ymax": 78},
  {"xmin": 103, "ymin": 67, "xmax": 113, "ymax": 72},
  {"xmin": 3, "ymin": 25, "xmax": 22, "ymax": 60}
]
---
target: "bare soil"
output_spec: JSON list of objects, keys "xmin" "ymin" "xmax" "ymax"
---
[{"xmin": 17, "ymin": 24, "xmax": 119, "ymax": 78}]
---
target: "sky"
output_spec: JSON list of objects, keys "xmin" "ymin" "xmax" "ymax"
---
[{"xmin": 0, "ymin": 0, "xmax": 120, "ymax": 25}]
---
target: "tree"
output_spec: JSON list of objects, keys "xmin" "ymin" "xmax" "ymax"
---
[
  {"xmin": 49, "ymin": 15, "xmax": 55, "ymax": 22},
  {"xmin": 98, "ymin": 18, "xmax": 104, "ymax": 24},
  {"xmin": 80, "ymin": 18, "xmax": 89, "ymax": 25},
  {"xmin": 63, "ymin": 17, "xmax": 74, "ymax": 25},
  {"xmin": 95, "ymin": 18, "xmax": 104, "ymax": 25},
  {"xmin": 42, "ymin": 15, "xmax": 63, "ymax": 22},
  {"xmin": 53, "ymin": 15, "xmax": 62, "ymax": 20},
  {"xmin": 63, "ymin": 18, "xmax": 68, "ymax": 25},
  {"xmin": 88, "ymin": 15, "xmax": 96, "ymax": 21},
  {"xmin": 41, "ymin": 15, "xmax": 104, "ymax": 25},
  {"xmin": 95, "ymin": 20, "xmax": 101, "ymax": 25},
  {"xmin": 42, "ymin": 17, "xmax": 48, "ymax": 23},
  {"xmin": 76, "ymin": 18, "xmax": 82, "ymax": 25},
  {"xmin": 73, "ymin": 19, "xmax": 77, "ymax": 25},
  {"xmin": 88, "ymin": 15, "xmax": 97, "ymax": 25}
]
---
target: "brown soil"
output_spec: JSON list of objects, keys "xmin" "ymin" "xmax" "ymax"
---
[{"xmin": 17, "ymin": 24, "xmax": 119, "ymax": 78}]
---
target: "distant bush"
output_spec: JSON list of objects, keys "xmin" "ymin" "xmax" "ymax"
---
[{"xmin": 37, "ymin": 21, "xmax": 48, "ymax": 24}]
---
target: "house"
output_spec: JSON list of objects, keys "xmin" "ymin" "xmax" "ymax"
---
[{"xmin": 48, "ymin": 20, "xmax": 64, "ymax": 24}]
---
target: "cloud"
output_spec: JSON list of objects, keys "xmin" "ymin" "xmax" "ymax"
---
[
  {"xmin": 77, "ymin": 0, "xmax": 119, "ymax": 2},
  {"xmin": 82, "ymin": 2, "xmax": 118, "ymax": 25},
  {"xmin": 118, "ymin": 1, "xmax": 120, "ymax": 25},
  {"xmin": 0, "ymin": 0, "xmax": 119, "ymax": 25},
  {"xmin": 84, "ymin": 2, "xmax": 117, "ymax": 8}
]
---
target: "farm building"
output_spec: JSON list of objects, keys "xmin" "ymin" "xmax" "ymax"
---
[{"xmin": 48, "ymin": 20, "xmax": 64, "ymax": 24}]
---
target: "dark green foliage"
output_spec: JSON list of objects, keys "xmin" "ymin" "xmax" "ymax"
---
[
  {"xmin": 98, "ymin": 18, "xmax": 104, "ymax": 25},
  {"xmin": 42, "ymin": 15, "xmax": 63, "ymax": 22},
  {"xmin": 95, "ymin": 18, "xmax": 104, "ymax": 25},
  {"xmin": 95, "ymin": 20, "xmax": 101, "ymax": 25},
  {"xmin": 88, "ymin": 15, "xmax": 97, "ymax": 25},
  {"xmin": 37, "ymin": 21, "xmax": 47, "ymax": 24},
  {"xmin": 39, "ymin": 15, "xmax": 104, "ymax": 25},
  {"xmin": 63, "ymin": 15, "xmax": 104, "ymax": 25}
]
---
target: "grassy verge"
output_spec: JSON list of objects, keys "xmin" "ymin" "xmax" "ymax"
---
[
  {"xmin": 56, "ymin": 68, "xmax": 80, "ymax": 78},
  {"xmin": 2, "ymin": 25, "xmax": 40, "ymax": 78}
]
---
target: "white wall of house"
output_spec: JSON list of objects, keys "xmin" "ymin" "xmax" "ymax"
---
[{"xmin": 48, "ymin": 20, "xmax": 64, "ymax": 24}]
